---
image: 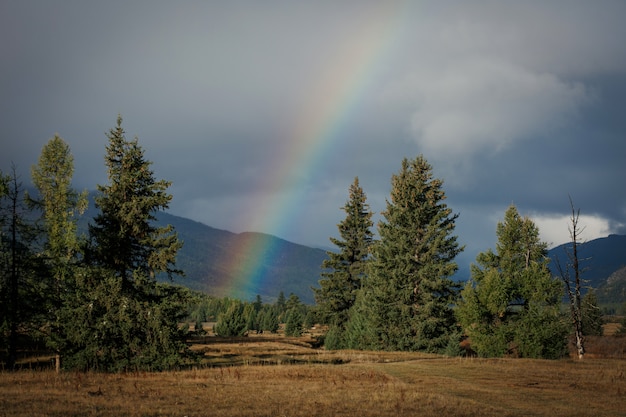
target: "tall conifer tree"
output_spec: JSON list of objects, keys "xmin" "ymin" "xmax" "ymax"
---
[
  {"xmin": 314, "ymin": 177, "xmax": 373, "ymax": 327},
  {"xmin": 63, "ymin": 116, "xmax": 188, "ymax": 371},
  {"xmin": 88, "ymin": 115, "xmax": 182, "ymax": 285},
  {"xmin": 350, "ymin": 155, "xmax": 462, "ymax": 352}
]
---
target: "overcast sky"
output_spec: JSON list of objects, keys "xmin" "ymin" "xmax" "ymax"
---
[{"xmin": 2, "ymin": 1, "xmax": 625, "ymax": 266}]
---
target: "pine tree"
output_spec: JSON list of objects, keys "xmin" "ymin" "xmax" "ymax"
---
[
  {"xmin": 350, "ymin": 155, "xmax": 463, "ymax": 352},
  {"xmin": 284, "ymin": 308, "xmax": 303, "ymax": 337},
  {"xmin": 64, "ymin": 116, "xmax": 188, "ymax": 371},
  {"xmin": 457, "ymin": 205, "xmax": 567, "ymax": 358},
  {"xmin": 30, "ymin": 135, "xmax": 88, "ymax": 372},
  {"xmin": 88, "ymin": 115, "xmax": 182, "ymax": 285},
  {"xmin": 214, "ymin": 301, "xmax": 247, "ymax": 336},
  {"xmin": 314, "ymin": 177, "xmax": 373, "ymax": 328}
]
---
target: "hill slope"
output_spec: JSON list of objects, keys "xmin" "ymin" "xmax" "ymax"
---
[
  {"xmin": 78, "ymin": 192, "xmax": 626, "ymax": 305},
  {"xmin": 548, "ymin": 234, "xmax": 626, "ymax": 294},
  {"xmin": 156, "ymin": 212, "xmax": 328, "ymax": 304}
]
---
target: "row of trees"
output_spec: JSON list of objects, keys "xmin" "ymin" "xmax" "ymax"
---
[
  {"xmin": 1, "ymin": 117, "xmax": 190, "ymax": 371},
  {"xmin": 1, "ymin": 117, "xmax": 612, "ymax": 370},
  {"xmin": 314, "ymin": 154, "xmax": 604, "ymax": 358},
  {"xmin": 192, "ymin": 292, "xmax": 313, "ymax": 337}
]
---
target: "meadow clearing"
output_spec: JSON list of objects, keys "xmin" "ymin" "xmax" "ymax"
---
[{"xmin": 1, "ymin": 326, "xmax": 625, "ymax": 417}]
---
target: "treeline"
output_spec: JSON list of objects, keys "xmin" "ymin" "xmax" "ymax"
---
[
  {"xmin": 2, "ymin": 115, "xmax": 622, "ymax": 373},
  {"xmin": 186, "ymin": 291, "xmax": 314, "ymax": 337},
  {"xmin": 312, "ymin": 157, "xmax": 613, "ymax": 358}
]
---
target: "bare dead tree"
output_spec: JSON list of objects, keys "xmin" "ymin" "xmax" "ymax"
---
[{"xmin": 555, "ymin": 196, "xmax": 586, "ymax": 359}]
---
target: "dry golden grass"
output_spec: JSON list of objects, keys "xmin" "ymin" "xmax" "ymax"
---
[{"xmin": 1, "ymin": 335, "xmax": 625, "ymax": 417}]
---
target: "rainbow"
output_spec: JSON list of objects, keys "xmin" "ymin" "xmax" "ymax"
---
[{"xmin": 219, "ymin": 4, "xmax": 411, "ymax": 299}]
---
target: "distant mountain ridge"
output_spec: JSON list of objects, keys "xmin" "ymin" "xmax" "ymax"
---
[
  {"xmin": 155, "ymin": 212, "xmax": 328, "ymax": 304},
  {"xmin": 548, "ymin": 234, "xmax": 626, "ymax": 301},
  {"xmin": 76, "ymin": 193, "xmax": 625, "ymax": 305},
  {"xmin": 160, "ymin": 212, "xmax": 626, "ymax": 305}
]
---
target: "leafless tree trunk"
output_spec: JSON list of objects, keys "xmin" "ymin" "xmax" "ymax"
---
[{"xmin": 555, "ymin": 196, "xmax": 585, "ymax": 359}]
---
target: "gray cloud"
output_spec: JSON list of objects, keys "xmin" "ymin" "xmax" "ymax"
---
[{"xmin": 1, "ymin": 1, "xmax": 625, "ymax": 263}]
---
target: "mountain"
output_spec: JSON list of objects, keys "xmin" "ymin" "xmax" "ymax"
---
[
  {"xmin": 548, "ymin": 234, "xmax": 626, "ymax": 303},
  {"xmin": 155, "ymin": 213, "xmax": 328, "ymax": 304},
  {"xmin": 76, "ymin": 190, "xmax": 625, "ymax": 305},
  {"xmin": 596, "ymin": 266, "xmax": 626, "ymax": 304},
  {"xmin": 147, "ymin": 215, "xmax": 626, "ymax": 305}
]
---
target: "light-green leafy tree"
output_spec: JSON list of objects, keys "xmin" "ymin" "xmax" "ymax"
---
[
  {"xmin": 348, "ymin": 155, "xmax": 463, "ymax": 352},
  {"xmin": 457, "ymin": 205, "xmax": 567, "ymax": 358},
  {"xmin": 30, "ymin": 135, "xmax": 88, "ymax": 372},
  {"xmin": 314, "ymin": 177, "xmax": 373, "ymax": 331}
]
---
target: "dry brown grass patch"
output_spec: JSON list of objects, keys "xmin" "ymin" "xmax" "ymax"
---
[{"xmin": 2, "ymin": 335, "xmax": 625, "ymax": 416}]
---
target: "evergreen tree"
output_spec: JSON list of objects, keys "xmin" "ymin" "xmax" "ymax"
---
[
  {"xmin": 64, "ymin": 116, "xmax": 188, "ymax": 371},
  {"xmin": 275, "ymin": 291, "xmax": 286, "ymax": 315},
  {"xmin": 284, "ymin": 308, "xmax": 303, "ymax": 337},
  {"xmin": 30, "ymin": 135, "xmax": 88, "ymax": 371},
  {"xmin": 314, "ymin": 177, "xmax": 373, "ymax": 327},
  {"xmin": 457, "ymin": 205, "xmax": 567, "ymax": 358},
  {"xmin": 261, "ymin": 306, "xmax": 279, "ymax": 333},
  {"xmin": 88, "ymin": 115, "xmax": 182, "ymax": 285},
  {"xmin": 214, "ymin": 301, "xmax": 247, "ymax": 336},
  {"xmin": 349, "ymin": 155, "xmax": 463, "ymax": 352},
  {"xmin": 581, "ymin": 290, "xmax": 603, "ymax": 336},
  {"xmin": 0, "ymin": 168, "xmax": 44, "ymax": 369}
]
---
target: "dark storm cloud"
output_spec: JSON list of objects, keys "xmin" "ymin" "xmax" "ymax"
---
[{"xmin": 1, "ymin": 1, "xmax": 625, "ymax": 261}]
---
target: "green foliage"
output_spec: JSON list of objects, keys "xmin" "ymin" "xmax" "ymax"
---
[
  {"xmin": 29, "ymin": 136, "xmax": 88, "ymax": 366},
  {"xmin": 88, "ymin": 115, "xmax": 183, "ymax": 284},
  {"xmin": 348, "ymin": 155, "xmax": 462, "ymax": 352},
  {"xmin": 284, "ymin": 308, "xmax": 303, "ymax": 337},
  {"xmin": 314, "ymin": 177, "xmax": 373, "ymax": 327},
  {"xmin": 581, "ymin": 289, "xmax": 603, "ymax": 336},
  {"xmin": 61, "ymin": 268, "xmax": 191, "ymax": 371},
  {"xmin": 456, "ymin": 205, "xmax": 568, "ymax": 359},
  {"xmin": 0, "ymin": 168, "xmax": 47, "ymax": 369},
  {"xmin": 323, "ymin": 325, "xmax": 343, "ymax": 350},
  {"xmin": 214, "ymin": 301, "xmax": 248, "ymax": 336},
  {"xmin": 261, "ymin": 307, "xmax": 279, "ymax": 333},
  {"xmin": 61, "ymin": 116, "xmax": 189, "ymax": 371}
]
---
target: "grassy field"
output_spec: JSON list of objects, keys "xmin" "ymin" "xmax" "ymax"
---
[{"xmin": 1, "ymin": 331, "xmax": 625, "ymax": 417}]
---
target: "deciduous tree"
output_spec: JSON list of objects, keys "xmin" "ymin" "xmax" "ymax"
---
[{"xmin": 30, "ymin": 135, "xmax": 87, "ymax": 371}]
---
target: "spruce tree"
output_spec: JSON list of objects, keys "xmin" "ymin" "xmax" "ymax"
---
[
  {"xmin": 30, "ymin": 135, "xmax": 88, "ymax": 372},
  {"xmin": 314, "ymin": 177, "xmax": 373, "ymax": 328},
  {"xmin": 88, "ymin": 115, "xmax": 182, "ymax": 284},
  {"xmin": 350, "ymin": 155, "xmax": 462, "ymax": 352},
  {"xmin": 64, "ymin": 116, "xmax": 188, "ymax": 371},
  {"xmin": 457, "ymin": 205, "xmax": 567, "ymax": 358}
]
